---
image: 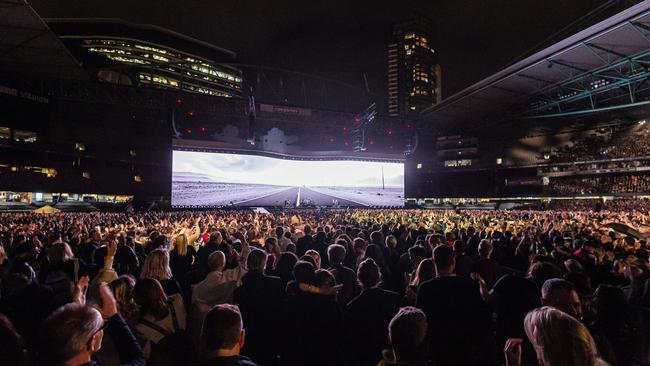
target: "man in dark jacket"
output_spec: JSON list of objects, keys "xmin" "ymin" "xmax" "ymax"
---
[
  {"xmin": 327, "ymin": 244, "xmax": 357, "ymax": 305},
  {"xmin": 309, "ymin": 231, "xmax": 330, "ymax": 268},
  {"xmin": 295, "ymin": 225, "xmax": 313, "ymax": 257},
  {"xmin": 417, "ymin": 245, "xmax": 493, "ymax": 366},
  {"xmin": 197, "ymin": 231, "xmax": 222, "ymax": 279},
  {"xmin": 345, "ymin": 258, "xmax": 401, "ymax": 366},
  {"xmin": 233, "ymin": 249, "xmax": 284, "ymax": 366},
  {"xmin": 194, "ymin": 304, "xmax": 257, "ymax": 366}
]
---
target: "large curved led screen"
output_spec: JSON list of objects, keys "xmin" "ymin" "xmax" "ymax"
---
[{"xmin": 172, "ymin": 151, "xmax": 404, "ymax": 207}]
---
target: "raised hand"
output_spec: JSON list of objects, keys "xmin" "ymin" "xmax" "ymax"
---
[
  {"xmin": 504, "ymin": 338, "xmax": 523, "ymax": 366},
  {"xmin": 72, "ymin": 275, "xmax": 90, "ymax": 305},
  {"xmin": 107, "ymin": 240, "xmax": 117, "ymax": 257},
  {"xmin": 94, "ymin": 282, "xmax": 118, "ymax": 319}
]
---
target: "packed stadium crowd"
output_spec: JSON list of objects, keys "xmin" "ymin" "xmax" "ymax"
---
[
  {"xmin": 548, "ymin": 174, "xmax": 650, "ymax": 195},
  {"xmin": 1, "ymin": 208, "xmax": 649, "ymax": 366},
  {"xmin": 552, "ymin": 123, "xmax": 650, "ymax": 163},
  {"xmin": 541, "ymin": 198, "xmax": 650, "ymax": 213},
  {"xmin": 539, "ymin": 159, "xmax": 650, "ymax": 175}
]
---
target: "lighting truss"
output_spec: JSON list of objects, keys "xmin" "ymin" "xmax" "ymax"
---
[{"xmin": 521, "ymin": 38, "xmax": 650, "ymax": 118}]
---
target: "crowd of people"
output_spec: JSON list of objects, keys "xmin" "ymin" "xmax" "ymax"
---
[
  {"xmin": 548, "ymin": 174, "xmax": 650, "ymax": 195},
  {"xmin": 539, "ymin": 159, "xmax": 650, "ymax": 175},
  {"xmin": 551, "ymin": 123, "xmax": 650, "ymax": 163},
  {"xmin": 1, "ymin": 208, "xmax": 649, "ymax": 366},
  {"xmin": 538, "ymin": 198, "xmax": 650, "ymax": 213}
]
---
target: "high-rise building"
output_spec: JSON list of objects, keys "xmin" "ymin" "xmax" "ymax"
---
[{"xmin": 387, "ymin": 17, "xmax": 441, "ymax": 117}]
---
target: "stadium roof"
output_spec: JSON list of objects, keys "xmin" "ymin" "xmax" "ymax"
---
[
  {"xmin": 45, "ymin": 18, "xmax": 238, "ymax": 62},
  {"xmin": 423, "ymin": 0, "xmax": 650, "ymax": 128},
  {"xmin": 0, "ymin": 0, "xmax": 85, "ymax": 79}
]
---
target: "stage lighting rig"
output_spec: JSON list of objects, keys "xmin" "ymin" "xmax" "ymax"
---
[{"xmin": 351, "ymin": 102, "xmax": 377, "ymax": 152}]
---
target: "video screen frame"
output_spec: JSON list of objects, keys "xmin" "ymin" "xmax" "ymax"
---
[{"xmin": 171, "ymin": 149, "xmax": 405, "ymax": 208}]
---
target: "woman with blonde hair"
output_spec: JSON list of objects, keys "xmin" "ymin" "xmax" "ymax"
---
[
  {"xmin": 109, "ymin": 275, "xmax": 139, "ymax": 325},
  {"xmin": 140, "ymin": 248, "xmax": 181, "ymax": 296},
  {"xmin": 504, "ymin": 306, "xmax": 607, "ymax": 366},
  {"xmin": 168, "ymin": 233, "xmax": 197, "ymax": 300}
]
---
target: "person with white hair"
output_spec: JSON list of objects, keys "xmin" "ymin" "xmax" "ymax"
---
[{"xmin": 504, "ymin": 306, "xmax": 607, "ymax": 366}]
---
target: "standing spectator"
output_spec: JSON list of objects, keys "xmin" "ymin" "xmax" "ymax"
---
[
  {"xmin": 140, "ymin": 249, "xmax": 181, "ymax": 297},
  {"xmin": 476, "ymin": 261, "xmax": 562, "ymax": 365},
  {"xmin": 296, "ymin": 225, "xmax": 313, "ymax": 257},
  {"xmin": 197, "ymin": 231, "xmax": 222, "ymax": 279},
  {"xmin": 380, "ymin": 307, "xmax": 429, "ymax": 366},
  {"xmin": 275, "ymin": 227, "xmax": 292, "ymax": 253},
  {"xmin": 285, "ymin": 269, "xmax": 342, "ymax": 366},
  {"xmin": 195, "ymin": 304, "xmax": 257, "ymax": 366},
  {"xmin": 453, "ymin": 240, "xmax": 475, "ymax": 278},
  {"xmin": 417, "ymin": 245, "xmax": 493, "ymax": 366},
  {"xmin": 504, "ymin": 307, "xmax": 607, "ymax": 366},
  {"xmin": 471, "ymin": 240, "xmax": 501, "ymax": 289},
  {"xmin": 38, "ymin": 282, "xmax": 144, "ymax": 366},
  {"xmin": 345, "ymin": 258, "xmax": 401, "ymax": 366},
  {"xmin": 233, "ymin": 249, "xmax": 284, "ymax": 366},
  {"xmin": 540, "ymin": 278, "xmax": 582, "ymax": 319},
  {"xmin": 168, "ymin": 233, "xmax": 197, "ymax": 290},
  {"xmin": 327, "ymin": 244, "xmax": 357, "ymax": 305},
  {"xmin": 133, "ymin": 278, "xmax": 190, "ymax": 366}
]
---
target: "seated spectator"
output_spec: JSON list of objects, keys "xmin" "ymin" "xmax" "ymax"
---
[
  {"xmin": 195, "ymin": 304, "xmax": 257, "ymax": 366},
  {"xmin": 540, "ymin": 278, "xmax": 582, "ymax": 319}
]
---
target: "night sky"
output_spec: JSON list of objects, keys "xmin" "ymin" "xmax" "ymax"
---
[{"xmin": 31, "ymin": 0, "xmax": 623, "ymax": 100}]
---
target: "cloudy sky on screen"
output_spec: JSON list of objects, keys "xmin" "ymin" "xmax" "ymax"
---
[{"xmin": 173, "ymin": 151, "xmax": 404, "ymax": 187}]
